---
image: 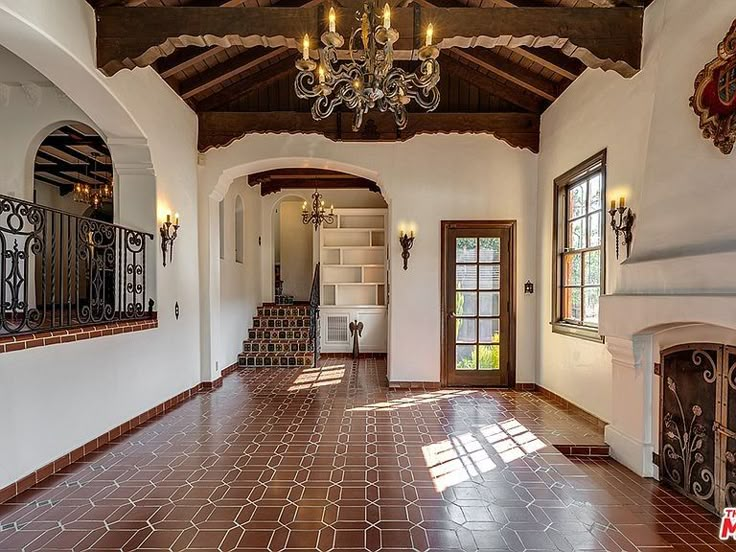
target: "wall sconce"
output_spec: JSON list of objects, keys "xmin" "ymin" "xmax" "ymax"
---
[
  {"xmin": 398, "ymin": 226, "xmax": 415, "ymax": 270},
  {"xmin": 160, "ymin": 212, "xmax": 180, "ymax": 267},
  {"xmin": 608, "ymin": 197, "xmax": 634, "ymax": 260},
  {"xmin": 524, "ymin": 280, "xmax": 534, "ymax": 294}
]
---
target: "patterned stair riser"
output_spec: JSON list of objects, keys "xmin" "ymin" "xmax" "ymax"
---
[
  {"xmin": 248, "ymin": 329, "xmax": 312, "ymax": 340},
  {"xmin": 258, "ymin": 306, "xmax": 310, "ymax": 318},
  {"xmin": 242, "ymin": 340, "xmax": 314, "ymax": 354},
  {"xmin": 238, "ymin": 354, "xmax": 314, "ymax": 368},
  {"xmin": 252, "ymin": 317, "xmax": 311, "ymax": 329}
]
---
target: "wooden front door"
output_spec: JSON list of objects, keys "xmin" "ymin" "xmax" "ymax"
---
[{"xmin": 441, "ymin": 221, "xmax": 515, "ymax": 387}]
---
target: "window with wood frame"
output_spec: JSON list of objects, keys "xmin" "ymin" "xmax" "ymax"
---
[{"xmin": 552, "ymin": 151, "xmax": 606, "ymax": 342}]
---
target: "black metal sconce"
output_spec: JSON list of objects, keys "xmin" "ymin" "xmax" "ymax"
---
[
  {"xmin": 398, "ymin": 228, "xmax": 415, "ymax": 270},
  {"xmin": 608, "ymin": 197, "xmax": 634, "ymax": 260},
  {"xmin": 524, "ymin": 280, "xmax": 534, "ymax": 294},
  {"xmin": 160, "ymin": 212, "xmax": 180, "ymax": 267}
]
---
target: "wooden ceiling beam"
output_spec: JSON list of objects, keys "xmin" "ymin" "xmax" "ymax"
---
[
  {"xmin": 250, "ymin": 168, "xmax": 358, "ymax": 181},
  {"xmin": 450, "ymin": 49, "xmax": 558, "ymax": 101},
  {"xmin": 198, "ymin": 111, "xmax": 540, "ymax": 152},
  {"xmin": 258, "ymin": 178, "xmax": 381, "ymax": 196},
  {"xmin": 180, "ymin": 47, "xmax": 288, "ymax": 100},
  {"xmin": 196, "ymin": 56, "xmax": 297, "ymax": 111},
  {"xmin": 441, "ymin": 53, "xmax": 546, "ymax": 113},
  {"xmin": 96, "ymin": 6, "xmax": 643, "ymax": 78},
  {"xmin": 36, "ymin": 151, "xmax": 112, "ymax": 173}
]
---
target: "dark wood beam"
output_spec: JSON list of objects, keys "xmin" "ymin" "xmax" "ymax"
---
[
  {"xmin": 96, "ymin": 6, "xmax": 643, "ymax": 78},
  {"xmin": 258, "ymin": 178, "xmax": 381, "ymax": 196},
  {"xmin": 250, "ymin": 168, "xmax": 357, "ymax": 181},
  {"xmin": 196, "ymin": 56, "xmax": 296, "ymax": 111},
  {"xmin": 450, "ymin": 49, "xmax": 558, "ymax": 101},
  {"xmin": 441, "ymin": 53, "xmax": 546, "ymax": 113},
  {"xmin": 34, "ymin": 174, "xmax": 75, "ymax": 193},
  {"xmin": 198, "ymin": 111, "xmax": 540, "ymax": 152},
  {"xmin": 180, "ymin": 47, "xmax": 287, "ymax": 100},
  {"xmin": 36, "ymin": 151, "xmax": 112, "ymax": 173}
]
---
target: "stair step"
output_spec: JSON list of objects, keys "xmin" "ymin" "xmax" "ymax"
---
[
  {"xmin": 258, "ymin": 305, "xmax": 311, "ymax": 317},
  {"xmin": 238, "ymin": 352, "xmax": 314, "ymax": 368},
  {"xmin": 248, "ymin": 328, "xmax": 312, "ymax": 340},
  {"xmin": 252, "ymin": 317, "xmax": 311, "ymax": 329},
  {"xmin": 242, "ymin": 341, "xmax": 314, "ymax": 354}
]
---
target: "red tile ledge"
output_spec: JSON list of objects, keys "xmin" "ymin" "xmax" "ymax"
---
[{"xmin": 0, "ymin": 318, "xmax": 158, "ymax": 354}]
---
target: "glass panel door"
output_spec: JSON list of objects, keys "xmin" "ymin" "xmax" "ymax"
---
[{"xmin": 443, "ymin": 222, "xmax": 513, "ymax": 387}]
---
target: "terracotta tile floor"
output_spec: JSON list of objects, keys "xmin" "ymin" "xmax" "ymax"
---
[{"xmin": 0, "ymin": 357, "xmax": 732, "ymax": 551}]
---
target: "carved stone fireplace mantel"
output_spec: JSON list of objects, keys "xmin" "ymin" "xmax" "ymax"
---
[{"xmin": 599, "ymin": 294, "xmax": 736, "ymax": 478}]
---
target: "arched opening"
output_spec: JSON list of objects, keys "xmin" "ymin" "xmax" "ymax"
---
[
  {"xmin": 272, "ymin": 194, "xmax": 313, "ymax": 303},
  {"xmin": 234, "ymin": 195, "xmax": 244, "ymax": 264},
  {"xmin": 33, "ymin": 123, "xmax": 114, "ymax": 222}
]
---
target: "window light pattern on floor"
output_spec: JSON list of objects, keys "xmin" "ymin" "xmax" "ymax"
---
[
  {"xmin": 423, "ymin": 418, "xmax": 547, "ymax": 492},
  {"xmin": 349, "ymin": 389, "xmax": 476, "ymax": 411},
  {"xmin": 287, "ymin": 364, "xmax": 346, "ymax": 391}
]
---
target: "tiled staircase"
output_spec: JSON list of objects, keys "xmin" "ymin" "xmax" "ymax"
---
[{"xmin": 238, "ymin": 303, "xmax": 316, "ymax": 368}]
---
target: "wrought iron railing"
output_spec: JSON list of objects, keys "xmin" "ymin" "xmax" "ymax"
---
[
  {"xmin": 309, "ymin": 262, "xmax": 320, "ymax": 367},
  {"xmin": 0, "ymin": 194, "xmax": 154, "ymax": 337}
]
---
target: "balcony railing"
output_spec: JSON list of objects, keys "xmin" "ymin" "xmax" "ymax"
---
[{"xmin": 0, "ymin": 194, "xmax": 154, "ymax": 337}]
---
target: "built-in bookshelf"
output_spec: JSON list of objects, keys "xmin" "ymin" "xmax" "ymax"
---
[
  {"xmin": 320, "ymin": 209, "xmax": 387, "ymax": 308},
  {"xmin": 319, "ymin": 208, "xmax": 388, "ymax": 353}
]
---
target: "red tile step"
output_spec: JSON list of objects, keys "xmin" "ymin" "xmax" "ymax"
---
[
  {"xmin": 238, "ymin": 352, "xmax": 314, "ymax": 368},
  {"xmin": 554, "ymin": 444, "xmax": 610, "ymax": 457}
]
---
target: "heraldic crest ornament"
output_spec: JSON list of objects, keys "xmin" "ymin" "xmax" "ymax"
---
[{"xmin": 691, "ymin": 20, "xmax": 736, "ymax": 154}]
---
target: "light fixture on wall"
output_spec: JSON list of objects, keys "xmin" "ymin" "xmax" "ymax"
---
[
  {"xmin": 294, "ymin": 2, "xmax": 440, "ymax": 131},
  {"xmin": 302, "ymin": 189, "xmax": 335, "ymax": 230},
  {"xmin": 609, "ymin": 196, "xmax": 634, "ymax": 260},
  {"xmin": 524, "ymin": 280, "xmax": 534, "ymax": 294},
  {"xmin": 398, "ymin": 225, "xmax": 415, "ymax": 270},
  {"xmin": 160, "ymin": 212, "xmax": 180, "ymax": 267}
]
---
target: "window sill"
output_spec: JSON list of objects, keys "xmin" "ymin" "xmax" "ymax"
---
[{"xmin": 551, "ymin": 322, "xmax": 604, "ymax": 343}]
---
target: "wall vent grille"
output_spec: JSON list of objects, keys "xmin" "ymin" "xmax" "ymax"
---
[{"xmin": 326, "ymin": 315, "xmax": 349, "ymax": 343}]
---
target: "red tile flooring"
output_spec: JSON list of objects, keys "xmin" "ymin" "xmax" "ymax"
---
[{"xmin": 0, "ymin": 357, "xmax": 732, "ymax": 551}]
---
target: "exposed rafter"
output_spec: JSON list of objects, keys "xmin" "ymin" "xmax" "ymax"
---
[
  {"xmin": 248, "ymin": 169, "xmax": 380, "ymax": 196},
  {"xmin": 199, "ymin": 111, "xmax": 540, "ymax": 152},
  {"xmin": 96, "ymin": 6, "xmax": 644, "ymax": 78}
]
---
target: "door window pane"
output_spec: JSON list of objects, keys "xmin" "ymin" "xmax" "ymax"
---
[
  {"xmin": 479, "ymin": 292, "xmax": 500, "ymax": 316},
  {"xmin": 478, "ymin": 345, "xmax": 499, "ymax": 370},
  {"xmin": 456, "ymin": 345, "xmax": 476, "ymax": 370},
  {"xmin": 456, "ymin": 265, "xmax": 477, "ymax": 290},
  {"xmin": 479, "ymin": 319, "xmax": 500, "ymax": 343},
  {"xmin": 456, "ymin": 318, "xmax": 477, "ymax": 343},
  {"xmin": 479, "ymin": 238, "xmax": 500, "ymax": 263},
  {"xmin": 456, "ymin": 238, "xmax": 477, "ymax": 263},
  {"xmin": 479, "ymin": 265, "xmax": 500, "ymax": 290},
  {"xmin": 456, "ymin": 292, "xmax": 477, "ymax": 317}
]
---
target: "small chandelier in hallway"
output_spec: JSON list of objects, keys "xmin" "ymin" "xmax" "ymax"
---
[
  {"xmin": 294, "ymin": 1, "xmax": 440, "ymax": 131},
  {"xmin": 302, "ymin": 189, "xmax": 335, "ymax": 230}
]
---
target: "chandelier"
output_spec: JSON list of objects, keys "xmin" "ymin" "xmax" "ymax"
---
[
  {"xmin": 73, "ymin": 153, "xmax": 113, "ymax": 211},
  {"xmin": 302, "ymin": 189, "xmax": 335, "ymax": 230},
  {"xmin": 294, "ymin": 1, "xmax": 440, "ymax": 131}
]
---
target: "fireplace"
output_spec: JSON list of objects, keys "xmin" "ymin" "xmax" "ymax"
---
[{"xmin": 660, "ymin": 344, "xmax": 736, "ymax": 513}]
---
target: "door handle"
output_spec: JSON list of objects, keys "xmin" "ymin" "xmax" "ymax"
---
[{"xmin": 448, "ymin": 312, "xmax": 456, "ymax": 319}]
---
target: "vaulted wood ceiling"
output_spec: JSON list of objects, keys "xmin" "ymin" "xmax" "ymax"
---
[{"xmin": 86, "ymin": 0, "xmax": 649, "ymax": 152}]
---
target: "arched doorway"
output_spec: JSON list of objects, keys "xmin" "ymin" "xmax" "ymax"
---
[
  {"xmin": 33, "ymin": 123, "xmax": 114, "ymax": 221},
  {"xmin": 272, "ymin": 195, "xmax": 313, "ymax": 303}
]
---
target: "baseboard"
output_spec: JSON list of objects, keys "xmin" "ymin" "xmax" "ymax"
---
[
  {"xmin": 387, "ymin": 381, "xmax": 440, "ymax": 390},
  {"xmin": 320, "ymin": 353, "xmax": 387, "ymax": 359},
  {"xmin": 604, "ymin": 424, "xmax": 655, "ymax": 478},
  {"xmin": 0, "ymin": 361, "xmax": 241, "ymax": 505},
  {"xmin": 514, "ymin": 382, "xmax": 537, "ymax": 391},
  {"xmin": 533, "ymin": 384, "xmax": 608, "ymax": 430}
]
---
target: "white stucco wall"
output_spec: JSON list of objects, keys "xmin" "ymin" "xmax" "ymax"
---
[
  {"xmin": 0, "ymin": 5, "xmax": 201, "ymax": 489},
  {"xmin": 537, "ymin": 0, "xmax": 736, "ymax": 423},
  {"xmin": 219, "ymin": 177, "xmax": 261, "ymax": 368},
  {"xmin": 200, "ymin": 134, "xmax": 539, "ymax": 385}
]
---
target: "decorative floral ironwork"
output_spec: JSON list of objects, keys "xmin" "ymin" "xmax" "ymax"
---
[
  {"xmin": 662, "ymin": 376, "xmax": 714, "ymax": 502},
  {"xmin": 0, "ymin": 194, "xmax": 154, "ymax": 336}
]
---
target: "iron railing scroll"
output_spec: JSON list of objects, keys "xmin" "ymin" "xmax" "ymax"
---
[
  {"xmin": 0, "ymin": 194, "xmax": 154, "ymax": 337},
  {"xmin": 309, "ymin": 262, "xmax": 320, "ymax": 367}
]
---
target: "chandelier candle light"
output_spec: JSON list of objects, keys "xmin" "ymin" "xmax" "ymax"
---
[
  {"xmin": 302, "ymin": 190, "xmax": 335, "ymax": 230},
  {"xmin": 295, "ymin": 1, "xmax": 440, "ymax": 131}
]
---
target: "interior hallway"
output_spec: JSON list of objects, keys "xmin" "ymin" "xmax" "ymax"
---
[{"xmin": 0, "ymin": 358, "xmax": 726, "ymax": 552}]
